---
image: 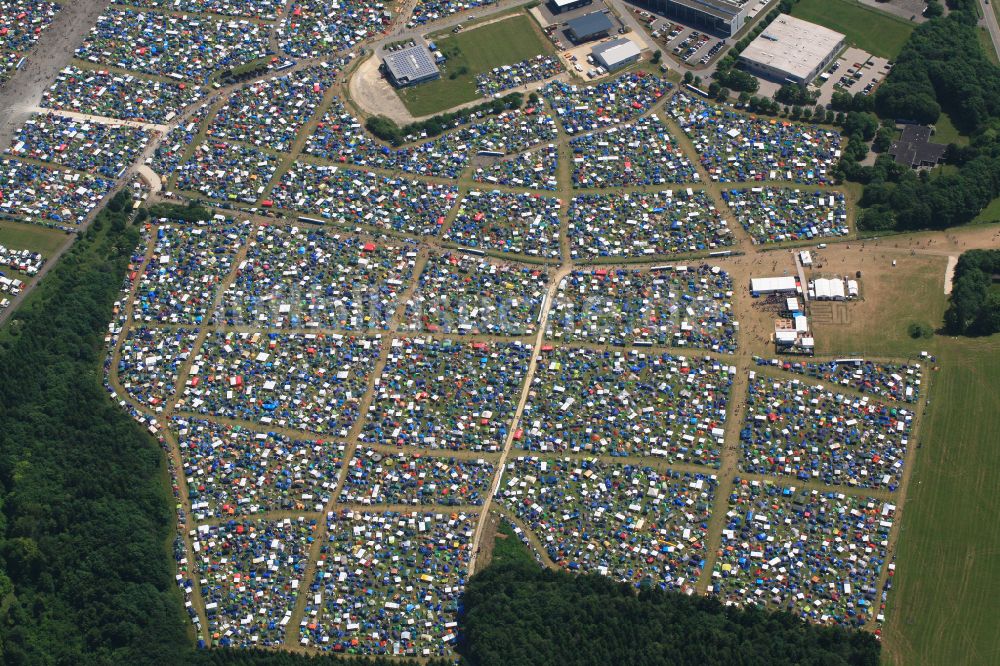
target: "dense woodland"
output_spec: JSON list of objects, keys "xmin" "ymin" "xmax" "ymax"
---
[
  {"xmin": 853, "ymin": 2, "xmax": 1000, "ymax": 232},
  {"xmin": 944, "ymin": 249, "xmax": 1000, "ymax": 335},
  {"xmin": 457, "ymin": 562, "xmax": 880, "ymax": 666}
]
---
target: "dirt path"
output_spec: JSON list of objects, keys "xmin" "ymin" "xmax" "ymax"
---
[{"xmin": 943, "ymin": 255, "xmax": 958, "ymax": 295}]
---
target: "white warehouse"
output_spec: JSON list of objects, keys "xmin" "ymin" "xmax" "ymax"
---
[{"xmin": 739, "ymin": 15, "xmax": 845, "ymax": 85}]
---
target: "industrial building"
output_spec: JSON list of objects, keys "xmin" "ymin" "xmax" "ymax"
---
[
  {"xmin": 566, "ymin": 11, "xmax": 614, "ymax": 43},
  {"xmin": 592, "ymin": 38, "xmax": 642, "ymax": 71},
  {"xmin": 548, "ymin": 0, "xmax": 593, "ymax": 14},
  {"xmin": 889, "ymin": 124, "xmax": 947, "ymax": 169},
  {"xmin": 738, "ymin": 14, "xmax": 845, "ymax": 85},
  {"xmin": 639, "ymin": 0, "xmax": 746, "ymax": 37},
  {"xmin": 381, "ymin": 43, "xmax": 440, "ymax": 88}
]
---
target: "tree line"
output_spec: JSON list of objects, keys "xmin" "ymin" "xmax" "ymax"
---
[
  {"xmin": 944, "ymin": 249, "xmax": 1000, "ymax": 335},
  {"xmin": 853, "ymin": 3, "xmax": 1000, "ymax": 232},
  {"xmin": 457, "ymin": 562, "xmax": 880, "ymax": 666}
]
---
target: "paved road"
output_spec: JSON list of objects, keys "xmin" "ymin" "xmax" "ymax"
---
[{"xmin": 981, "ymin": 0, "xmax": 1000, "ymax": 62}]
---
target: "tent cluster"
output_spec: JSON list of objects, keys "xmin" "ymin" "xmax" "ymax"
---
[
  {"xmin": 0, "ymin": 158, "xmax": 112, "ymax": 227},
  {"xmin": 272, "ymin": 162, "xmax": 459, "ymax": 236},
  {"xmin": 117, "ymin": 325, "xmax": 200, "ymax": 410},
  {"xmin": 471, "ymin": 143, "xmax": 558, "ymax": 191},
  {"xmin": 75, "ymin": 7, "xmax": 270, "ymax": 83},
  {"xmin": 177, "ymin": 331, "xmax": 382, "ymax": 436},
  {"xmin": 753, "ymin": 357, "xmax": 923, "ymax": 404},
  {"xmin": 546, "ymin": 265, "xmax": 739, "ymax": 353},
  {"xmin": 568, "ymin": 188, "xmax": 732, "ymax": 259},
  {"xmin": 340, "ymin": 448, "xmax": 495, "ymax": 506},
  {"xmin": 207, "ymin": 64, "xmax": 336, "ymax": 153},
  {"xmin": 401, "ymin": 251, "xmax": 550, "ymax": 336},
  {"xmin": 360, "ymin": 337, "xmax": 533, "ymax": 452},
  {"xmin": 279, "ymin": 0, "xmax": 390, "ymax": 57},
  {"xmin": 136, "ymin": 217, "xmax": 251, "ymax": 324},
  {"xmin": 476, "ymin": 54, "xmax": 565, "ymax": 96},
  {"xmin": 300, "ymin": 510, "xmax": 474, "ymax": 657},
  {"xmin": 175, "ymin": 416, "xmax": 345, "ymax": 520},
  {"xmin": 519, "ymin": 347, "xmax": 733, "ymax": 464},
  {"xmin": 306, "ymin": 98, "xmax": 558, "ymax": 179},
  {"xmin": 220, "ymin": 226, "xmax": 417, "ymax": 330},
  {"xmin": 741, "ymin": 374, "xmax": 913, "ymax": 490},
  {"xmin": 712, "ymin": 479, "xmax": 893, "ymax": 629},
  {"xmin": 570, "ymin": 116, "xmax": 696, "ymax": 188},
  {"xmin": 667, "ymin": 92, "xmax": 841, "ymax": 184},
  {"xmin": 443, "ymin": 189, "xmax": 562, "ymax": 259},
  {"xmin": 10, "ymin": 112, "xmax": 150, "ymax": 178},
  {"xmin": 0, "ymin": 0, "xmax": 59, "ymax": 83},
  {"xmin": 41, "ymin": 64, "xmax": 205, "ymax": 123},
  {"xmin": 543, "ymin": 72, "xmax": 670, "ymax": 135},
  {"xmin": 723, "ymin": 187, "xmax": 849, "ymax": 244},
  {"xmin": 497, "ymin": 457, "xmax": 717, "ymax": 590},
  {"xmin": 193, "ymin": 516, "xmax": 315, "ymax": 647}
]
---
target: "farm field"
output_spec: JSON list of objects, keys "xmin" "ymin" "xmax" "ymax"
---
[
  {"xmin": 791, "ymin": 0, "xmax": 914, "ymax": 59},
  {"xmin": 397, "ymin": 13, "xmax": 552, "ymax": 116},
  {"xmin": 881, "ymin": 336, "xmax": 1000, "ymax": 666},
  {"xmin": 0, "ymin": 220, "xmax": 69, "ymax": 256}
]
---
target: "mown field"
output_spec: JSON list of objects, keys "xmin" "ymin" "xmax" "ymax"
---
[
  {"xmin": 881, "ymin": 335, "xmax": 1000, "ymax": 666},
  {"xmin": 791, "ymin": 0, "xmax": 914, "ymax": 59},
  {"xmin": 397, "ymin": 13, "xmax": 552, "ymax": 116},
  {"xmin": 0, "ymin": 220, "xmax": 70, "ymax": 256}
]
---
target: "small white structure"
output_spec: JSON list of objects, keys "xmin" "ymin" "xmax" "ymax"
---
[
  {"xmin": 750, "ymin": 276, "xmax": 798, "ymax": 295},
  {"xmin": 799, "ymin": 250, "xmax": 813, "ymax": 267},
  {"xmin": 591, "ymin": 38, "xmax": 642, "ymax": 72},
  {"xmin": 786, "ymin": 297, "xmax": 800, "ymax": 312},
  {"xmin": 811, "ymin": 277, "xmax": 847, "ymax": 301}
]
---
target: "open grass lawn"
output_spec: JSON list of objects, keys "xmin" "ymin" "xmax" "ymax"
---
[
  {"xmin": 397, "ymin": 13, "xmax": 552, "ymax": 116},
  {"xmin": 978, "ymin": 27, "xmax": 999, "ymax": 66},
  {"xmin": 0, "ymin": 220, "xmax": 70, "ymax": 257},
  {"xmin": 881, "ymin": 335, "xmax": 1000, "ymax": 666},
  {"xmin": 491, "ymin": 521, "xmax": 535, "ymax": 568},
  {"xmin": 971, "ymin": 196, "xmax": 1000, "ymax": 224},
  {"xmin": 791, "ymin": 0, "xmax": 914, "ymax": 60},
  {"xmin": 812, "ymin": 253, "xmax": 949, "ymax": 357},
  {"xmin": 933, "ymin": 112, "xmax": 969, "ymax": 146}
]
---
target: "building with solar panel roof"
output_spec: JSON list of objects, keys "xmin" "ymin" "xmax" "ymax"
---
[{"xmin": 382, "ymin": 43, "xmax": 441, "ymax": 87}]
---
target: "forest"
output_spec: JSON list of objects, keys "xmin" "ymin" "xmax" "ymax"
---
[
  {"xmin": 944, "ymin": 249, "xmax": 1000, "ymax": 335},
  {"xmin": 458, "ymin": 562, "xmax": 880, "ymax": 666},
  {"xmin": 853, "ymin": 3, "xmax": 1000, "ymax": 232}
]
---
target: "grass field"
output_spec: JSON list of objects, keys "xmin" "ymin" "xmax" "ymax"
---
[
  {"xmin": 972, "ymin": 196, "xmax": 1000, "ymax": 223},
  {"xmin": 881, "ymin": 335, "xmax": 1000, "ymax": 666},
  {"xmin": 396, "ymin": 13, "xmax": 551, "ymax": 116},
  {"xmin": 811, "ymin": 253, "xmax": 949, "ymax": 357},
  {"xmin": 790, "ymin": 0, "xmax": 914, "ymax": 59},
  {"xmin": 491, "ymin": 521, "xmax": 535, "ymax": 567},
  {"xmin": 0, "ymin": 220, "xmax": 69, "ymax": 257},
  {"xmin": 933, "ymin": 112, "xmax": 969, "ymax": 146},
  {"xmin": 978, "ymin": 27, "xmax": 999, "ymax": 66}
]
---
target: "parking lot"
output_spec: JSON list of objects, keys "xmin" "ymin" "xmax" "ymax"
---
[{"xmin": 814, "ymin": 47, "xmax": 891, "ymax": 107}]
